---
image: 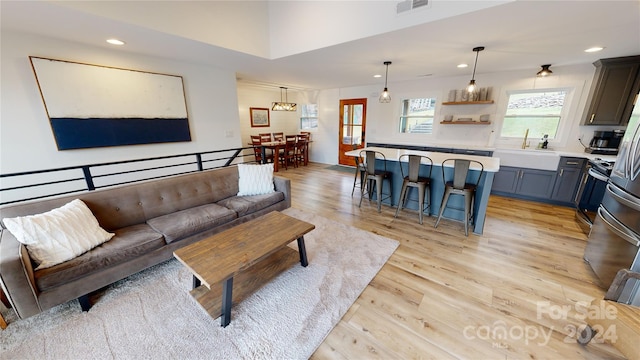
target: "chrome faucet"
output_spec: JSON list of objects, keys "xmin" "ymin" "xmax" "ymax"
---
[{"xmin": 522, "ymin": 128, "xmax": 529, "ymax": 149}]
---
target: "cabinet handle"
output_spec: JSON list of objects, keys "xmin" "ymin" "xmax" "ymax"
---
[
  {"xmin": 566, "ymin": 161, "xmax": 579, "ymax": 165},
  {"xmin": 559, "ymin": 169, "xmax": 564, "ymax": 176},
  {"xmin": 519, "ymin": 170, "xmax": 523, "ymax": 179},
  {"xmin": 590, "ymin": 114, "xmax": 595, "ymax": 123}
]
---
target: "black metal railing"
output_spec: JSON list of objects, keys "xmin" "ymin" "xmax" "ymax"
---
[{"xmin": 0, "ymin": 147, "xmax": 257, "ymax": 206}]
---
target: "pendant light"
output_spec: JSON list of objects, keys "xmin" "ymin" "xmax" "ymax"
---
[
  {"xmin": 272, "ymin": 87, "xmax": 297, "ymax": 111},
  {"xmin": 466, "ymin": 46, "xmax": 484, "ymax": 93},
  {"xmin": 379, "ymin": 61, "xmax": 392, "ymax": 103},
  {"xmin": 537, "ymin": 64, "xmax": 553, "ymax": 77}
]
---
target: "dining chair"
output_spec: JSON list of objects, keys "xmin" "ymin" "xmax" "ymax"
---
[
  {"xmin": 434, "ymin": 158, "xmax": 484, "ymax": 236},
  {"xmin": 358, "ymin": 150, "xmax": 393, "ymax": 212},
  {"xmin": 279, "ymin": 135, "xmax": 298, "ymax": 170},
  {"xmin": 295, "ymin": 134, "xmax": 309, "ymax": 166},
  {"xmin": 259, "ymin": 133, "xmax": 272, "ymax": 143},
  {"xmin": 394, "ymin": 154, "xmax": 433, "ymax": 224},
  {"xmin": 250, "ymin": 135, "xmax": 263, "ymax": 163},
  {"xmin": 258, "ymin": 133, "xmax": 275, "ymax": 160},
  {"xmin": 272, "ymin": 132, "xmax": 284, "ymax": 142}
]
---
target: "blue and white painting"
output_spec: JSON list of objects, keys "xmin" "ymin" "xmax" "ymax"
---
[{"xmin": 30, "ymin": 57, "xmax": 191, "ymax": 150}]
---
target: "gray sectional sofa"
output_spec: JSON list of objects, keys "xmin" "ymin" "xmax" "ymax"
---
[{"xmin": 0, "ymin": 166, "xmax": 291, "ymax": 320}]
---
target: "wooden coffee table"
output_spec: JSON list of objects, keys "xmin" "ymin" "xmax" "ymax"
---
[{"xmin": 173, "ymin": 211, "xmax": 315, "ymax": 327}]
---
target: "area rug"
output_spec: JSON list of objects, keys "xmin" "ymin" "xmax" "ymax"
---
[{"xmin": 0, "ymin": 208, "xmax": 399, "ymax": 360}]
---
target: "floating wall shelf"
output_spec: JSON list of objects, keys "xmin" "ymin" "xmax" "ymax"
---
[
  {"xmin": 440, "ymin": 121, "xmax": 491, "ymax": 125},
  {"xmin": 442, "ymin": 100, "xmax": 494, "ymax": 105}
]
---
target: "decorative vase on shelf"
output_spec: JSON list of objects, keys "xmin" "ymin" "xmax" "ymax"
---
[
  {"xmin": 448, "ymin": 90, "xmax": 456, "ymax": 102},
  {"xmin": 455, "ymin": 90, "xmax": 462, "ymax": 102},
  {"xmin": 479, "ymin": 88, "xmax": 487, "ymax": 101}
]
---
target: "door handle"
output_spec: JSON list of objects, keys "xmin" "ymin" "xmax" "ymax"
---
[
  {"xmin": 587, "ymin": 168, "xmax": 609, "ymax": 182},
  {"xmin": 574, "ymin": 172, "xmax": 589, "ymax": 203},
  {"xmin": 597, "ymin": 206, "xmax": 640, "ymax": 247},
  {"xmin": 606, "ymin": 182, "xmax": 640, "ymax": 212}
]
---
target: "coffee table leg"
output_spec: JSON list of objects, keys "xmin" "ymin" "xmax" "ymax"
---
[
  {"xmin": 221, "ymin": 277, "xmax": 234, "ymax": 327},
  {"xmin": 297, "ymin": 236, "xmax": 309, "ymax": 267},
  {"xmin": 192, "ymin": 276, "xmax": 201, "ymax": 289}
]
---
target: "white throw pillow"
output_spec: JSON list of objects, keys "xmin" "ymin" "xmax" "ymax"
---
[
  {"xmin": 3, "ymin": 199, "xmax": 115, "ymax": 270},
  {"xmin": 237, "ymin": 163, "xmax": 275, "ymax": 196}
]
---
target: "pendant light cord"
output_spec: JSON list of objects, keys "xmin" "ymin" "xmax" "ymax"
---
[
  {"xmin": 471, "ymin": 51, "xmax": 479, "ymax": 81},
  {"xmin": 384, "ymin": 63, "xmax": 389, "ymax": 88},
  {"xmin": 470, "ymin": 46, "xmax": 484, "ymax": 81}
]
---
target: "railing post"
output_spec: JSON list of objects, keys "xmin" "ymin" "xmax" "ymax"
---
[
  {"xmin": 82, "ymin": 166, "xmax": 96, "ymax": 191},
  {"xmin": 196, "ymin": 154, "xmax": 203, "ymax": 171},
  {"xmin": 224, "ymin": 149, "xmax": 243, "ymax": 167}
]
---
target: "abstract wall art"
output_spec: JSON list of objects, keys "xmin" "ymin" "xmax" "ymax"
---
[{"xmin": 29, "ymin": 56, "xmax": 191, "ymax": 150}]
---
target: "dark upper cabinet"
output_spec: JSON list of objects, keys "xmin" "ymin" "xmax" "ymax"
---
[{"xmin": 583, "ymin": 55, "xmax": 640, "ymax": 126}]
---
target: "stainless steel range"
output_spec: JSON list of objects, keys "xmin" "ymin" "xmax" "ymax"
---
[{"xmin": 575, "ymin": 158, "xmax": 614, "ymax": 234}]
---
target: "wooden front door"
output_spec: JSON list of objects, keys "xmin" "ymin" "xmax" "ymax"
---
[{"xmin": 338, "ymin": 98, "xmax": 367, "ymax": 166}]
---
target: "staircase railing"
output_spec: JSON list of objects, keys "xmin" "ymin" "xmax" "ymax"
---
[{"xmin": 0, "ymin": 147, "xmax": 256, "ymax": 206}]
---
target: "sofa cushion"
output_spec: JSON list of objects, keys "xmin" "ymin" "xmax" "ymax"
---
[
  {"xmin": 237, "ymin": 163, "xmax": 275, "ymax": 196},
  {"xmin": 3, "ymin": 199, "xmax": 115, "ymax": 270},
  {"xmin": 216, "ymin": 192, "xmax": 285, "ymax": 217},
  {"xmin": 34, "ymin": 224, "xmax": 165, "ymax": 292},
  {"xmin": 146, "ymin": 203, "xmax": 237, "ymax": 243}
]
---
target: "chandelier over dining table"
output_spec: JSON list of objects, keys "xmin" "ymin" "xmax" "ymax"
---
[{"xmin": 272, "ymin": 87, "xmax": 297, "ymax": 111}]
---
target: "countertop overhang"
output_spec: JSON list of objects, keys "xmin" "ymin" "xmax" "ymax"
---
[{"xmin": 345, "ymin": 147, "xmax": 500, "ymax": 172}]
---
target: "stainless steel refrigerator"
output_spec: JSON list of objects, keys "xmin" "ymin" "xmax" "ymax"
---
[{"xmin": 584, "ymin": 94, "xmax": 640, "ymax": 306}]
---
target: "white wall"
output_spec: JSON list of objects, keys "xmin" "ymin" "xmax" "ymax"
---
[
  {"xmin": 236, "ymin": 85, "xmax": 301, "ymax": 146},
  {"xmin": 2, "ymin": 30, "xmax": 624, "ymax": 177},
  {"xmin": 237, "ymin": 63, "xmax": 621, "ymax": 166},
  {"xmin": 1, "ymin": 30, "xmax": 242, "ymax": 175}
]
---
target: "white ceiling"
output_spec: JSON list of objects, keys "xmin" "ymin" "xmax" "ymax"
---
[{"xmin": 2, "ymin": 0, "xmax": 639, "ymax": 91}]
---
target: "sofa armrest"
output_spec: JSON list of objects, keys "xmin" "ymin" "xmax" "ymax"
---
[
  {"xmin": 273, "ymin": 176, "xmax": 291, "ymax": 209},
  {"xmin": 0, "ymin": 229, "xmax": 41, "ymax": 319}
]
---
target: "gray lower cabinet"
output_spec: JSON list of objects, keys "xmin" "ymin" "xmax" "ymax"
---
[
  {"xmin": 491, "ymin": 166, "xmax": 556, "ymax": 198},
  {"xmin": 492, "ymin": 157, "xmax": 586, "ymax": 206},
  {"xmin": 550, "ymin": 157, "xmax": 587, "ymax": 204},
  {"xmin": 491, "ymin": 167, "xmax": 520, "ymax": 194}
]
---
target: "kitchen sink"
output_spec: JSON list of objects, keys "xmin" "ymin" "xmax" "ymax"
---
[{"xmin": 492, "ymin": 149, "xmax": 560, "ymax": 170}]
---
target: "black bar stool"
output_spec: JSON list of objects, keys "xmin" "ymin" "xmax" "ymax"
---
[
  {"xmin": 358, "ymin": 150, "xmax": 393, "ymax": 212},
  {"xmin": 434, "ymin": 158, "xmax": 484, "ymax": 236},
  {"xmin": 394, "ymin": 154, "xmax": 433, "ymax": 224}
]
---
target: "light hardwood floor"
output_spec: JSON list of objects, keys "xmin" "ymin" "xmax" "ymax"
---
[{"xmin": 276, "ymin": 163, "xmax": 626, "ymax": 359}]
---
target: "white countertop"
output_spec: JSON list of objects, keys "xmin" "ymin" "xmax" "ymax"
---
[
  {"xmin": 345, "ymin": 147, "xmax": 500, "ymax": 172},
  {"xmin": 492, "ymin": 148, "xmax": 617, "ymax": 170}
]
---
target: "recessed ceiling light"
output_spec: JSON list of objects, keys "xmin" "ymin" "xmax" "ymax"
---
[
  {"xmin": 585, "ymin": 46, "xmax": 604, "ymax": 53},
  {"xmin": 457, "ymin": 63, "xmax": 468, "ymax": 68},
  {"xmin": 106, "ymin": 39, "xmax": 125, "ymax": 46},
  {"xmin": 373, "ymin": 74, "xmax": 382, "ymax": 78}
]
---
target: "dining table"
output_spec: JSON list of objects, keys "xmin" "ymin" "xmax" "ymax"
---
[
  {"xmin": 249, "ymin": 140, "xmax": 285, "ymax": 172},
  {"xmin": 249, "ymin": 137, "xmax": 310, "ymax": 171}
]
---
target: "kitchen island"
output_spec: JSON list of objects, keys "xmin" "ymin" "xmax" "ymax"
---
[{"xmin": 345, "ymin": 147, "xmax": 500, "ymax": 235}]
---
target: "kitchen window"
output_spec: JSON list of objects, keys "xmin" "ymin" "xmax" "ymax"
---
[
  {"xmin": 500, "ymin": 90, "xmax": 566, "ymax": 139},
  {"xmin": 300, "ymin": 104, "xmax": 318, "ymax": 129},
  {"xmin": 399, "ymin": 97, "xmax": 436, "ymax": 134}
]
